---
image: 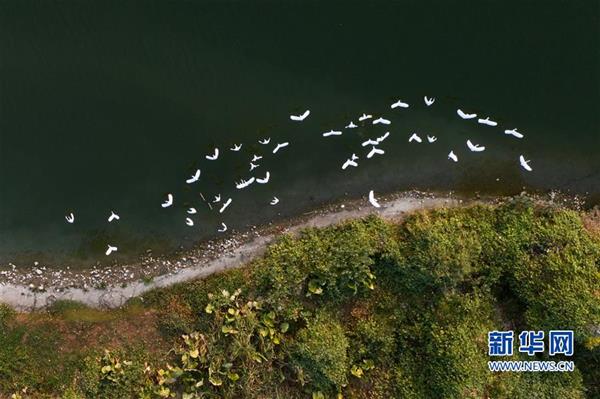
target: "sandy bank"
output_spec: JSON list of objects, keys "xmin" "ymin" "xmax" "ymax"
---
[{"xmin": 1, "ymin": 194, "xmax": 461, "ymax": 311}]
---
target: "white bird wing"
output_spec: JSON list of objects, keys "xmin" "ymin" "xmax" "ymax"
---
[
  {"xmin": 519, "ymin": 155, "xmax": 533, "ymax": 171},
  {"xmin": 457, "ymin": 109, "xmax": 477, "ymax": 119},
  {"xmin": 368, "ymin": 190, "xmax": 381, "ymax": 208}
]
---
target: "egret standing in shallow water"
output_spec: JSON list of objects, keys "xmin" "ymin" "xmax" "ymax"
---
[
  {"xmin": 368, "ymin": 190, "xmax": 381, "ymax": 208},
  {"xmin": 519, "ymin": 155, "xmax": 533, "ymax": 171}
]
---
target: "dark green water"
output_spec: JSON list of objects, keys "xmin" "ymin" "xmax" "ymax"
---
[{"xmin": 1, "ymin": 1, "xmax": 599, "ymax": 267}]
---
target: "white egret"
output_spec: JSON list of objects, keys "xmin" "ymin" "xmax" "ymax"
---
[
  {"xmin": 230, "ymin": 144, "xmax": 242, "ymax": 151},
  {"xmin": 408, "ymin": 133, "xmax": 422, "ymax": 143},
  {"xmin": 368, "ymin": 190, "xmax": 381, "ymax": 208},
  {"xmin": 351, "ymin": 153, "xmax": 359, "ymax": 161},
  {"xmin": 65, "ymin": 213, "xmax": 75, "ymax": 224},
  {"xmin": 187, "ymin": 207, "xmax": 197, "ymax": 214},
  {"xmin": 466, "ymin": 139, "xmax": 486, "ymax": 152},
  {"xmin": 108, "ymin": 211, "xmax": 120, "ymax": 223},
  {"xmin": 290, "ymin": 110, "xmax": 310, "ymax": 121},
  {"xmin": 361, "ymin": 139, "xmax": 379, "ymax": 147},
  {"xmin": 249, "ymin": 162, "xmax": 259, "ymax": 171},
  {"xmin": 366, "ymin": 147, "xmax": 385, "ymax": 159},
  {"xmin": 373, "ymin": 117, "xmax": 391, "ymax": 125},
  {"xmin": 346, "ymin": 121, "xmax": 357, "ymax": 129},
  {"xmin": 270, "ymin": 197, "xmax": 279, "ymax": 205},
  {"xmin": 457, "ymin": 109, "xmax": 477, "ymax": 119},
  {"xmin": 519, "ymin": 155, "xmax": 533, "ymax": 171},
  {"xmin": 448, "ymin": 151, "xmax": 458, "ymax": 162},
  {"xmin": 424, "ymin": 96, "xmax": 435, "ymax": 106},
  {"xmin": 323, "ymin": 130, "xmax": 343, "ymax": 137},
  {"xmin": 427, "ymin": 135, "xmax": 437, "ymax": 143},
  {"xmin": 259, "ymin": 138, "xmax": 271, "ymax": 145},
  {"xmin": 206, "ymin": 148, "xmax": 219, "ymax": 160},
  {"xmin": 256, "ymin": 171, "xmax": 270, "ymax": 184},
  {"xmin": 236, "ymin": 177, "xmax": 255, "ymax": 189},
  {"xmin": 213, "ymin": 194, "xmax": 221, "ymax": 203},
  {"xmin": 251, "ymin": 154, "xmax": 263, "ymax": 162},
  {"xmin": 161, "ymin": 194, "xmax": 173, "ymax": 208},
  {"xmin": 185, "ymin": 218, "xmax": 194, "ymax": 227},
  {"xmin": 105, "ymin": 245, "xmax": 118, "ymax": 256},
  {"xmin": 272, "ymin": 142, "xmax": 289, "ymax": 154},
  {"xmin": 219, "ymin": 198, "xmax": 232, "ymax": 213},
  {"xmin": 504, "ymin": 128, "xmax": 524, "ymax": 139},
  {"xmin": 186, "ymin": 169, "xmax": 201, "ymax": 184},
  {"xmin": 391, "ymin": 100, "xmax": 409, "ymax": 109},
  {"xmin": 377, "ymin": 132, "xmax": 390, "ymax": 143},
  {"xmin": 478, "ymin": 117, "xmax": 498, "ymax": 127},
  {"xmin": 358, "ymin": 113, "xmax": 372, "ymax": 121},
  {"xmin": 342, "ymin": 159, "xmax": 358, "ymax": 169},
  {"xmin": 218, "ymin": 222, "xmax": 228, "ymax": 232}
]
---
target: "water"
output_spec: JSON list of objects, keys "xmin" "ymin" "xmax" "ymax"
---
[{"xmin": 1, "ymin": 0, "xmax": 599, "ymax": 268}]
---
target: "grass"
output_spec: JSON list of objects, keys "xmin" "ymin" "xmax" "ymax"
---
[{"xmin": 0, "ymin": 198, "xmax": 598, "ymax": 398}]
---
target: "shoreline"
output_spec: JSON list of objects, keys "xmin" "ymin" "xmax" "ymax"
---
[{"xmin": 0, "ymin": 190, "xmax": 588, "ymax": 311}]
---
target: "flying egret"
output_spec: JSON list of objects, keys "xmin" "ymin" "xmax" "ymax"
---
[
  {"xmin": 362, "ymin": 138, "xmax": 379, "ymax": 147},
  {"xmin": 290, "ymin": 110, "xmax": 310, "ymax": 121},
  {"xmin": 259, "ymin": 138, "xmax": 271, "ymax": 145},
  {"xmin": 478, "ymin": 117, "xmax": 498, "ymax": 127},
  {"xmin": 368, "ymin": 190, "xmax": 381, "ymax": 208},
  {"xmin": 377, "ymin": 132, "xmax": 390, "ymax": 143},
  {"xmin": 249, "ymin": 162, "xmax": 259, "ymax": 171},
  {"xmin": 408, "ymin": 133, "xmax": 422, "ymax": 143},
  {"xmin": 504, "ymin": 128, "xmax": 524, "ymax": 139},
  {"xmin": 186, "ymin": 169, "xmax": 201, "ymax": 184},
  {"xmin": 424, "ymin": 96, "xmax": 435, "ymax": 106},
  {"xmin": 213, "ymin": 194, "xmax": 221, "ymax": 203},
  {"xmin": 342, "ymin": 159, "xmax": 358, "ymax": 169},
  {"xmin": 358, "ymin": 113, "xmax": 372, "ymax": 121},
  {"xmin": 466, "ymin": 139, "xmax": 486, "ymax": 152},
  {"xmin": 219, "ymin": 198, "xmax": 232, "ymax": 213},
  {"xmin": 65, "ymin": 213, "xmax": 75, "ymax": 224},
  {"xmin": 323, "ymin": 130, "xmax": 343, "ymax": 137},
  {"xmin": 457, "ymin": 109, "xmax": 477, "ymax": 119},
  {"xmin": 448, "ymin": 151, "xmax": 458, "ymax": 162},
  {"xmin": 230, "ymin": 144, "xmax": 243, "ymax": 151},
  {"xmin": 373, "ymin": 117, "xmax": 391, "ymax": 125},
  {"xmin": 108, "ymin": 211, "xmax": 120, "ymax": 223},
  {"xmin": 346, "ymin": 121, "xmax": 357, "ymax": 129},
  {"xmin": 256, "ymin": 171, "xmax": 270, "ymax": 184},
  {"xmin": 427, "ymin": 135, "xmax": 437, "ymax": 143},
  {"xmin": 218, "ymin": 222, "xmax": 228, "ymax": 232},
  {"xmin": 366, "ymin": 147, "xmax": 385, "ymax": 159},
  {"xmin": 391, "ymin": 100, "xmax": 409, "ymax": 109},
  {"xmin": 236, "ymin": 177, "xmax": 255, "ymax": 189},
  {"xmin": 187, "ymin": 207, "xmax": 197, "ymax": 214},
  {"xmin": 185, "ymin": 218, "xmax": 194, "ymax": 226},
  {"xmin": 272, "ymin": 142, "xmax": 289, "ymax": 154},
  {"xmin": 270, "ymin": 197, "xmax": 279, "ymax": 205},
  {"xmin": 251, "ymin": 154, "xmax": 263, "ymax": 162},
  {"xmin": 519, "ymin": 155, "xmax": 533, "ymax": 171},
  {"xmin": 206, "ymin": 148, "xmax": 219, "ymax": 160},
  {"xmin": 105, "ymin": 245, "xmax": 118, "ymax": 256},
  {"xmin": 161, "ymin": 194, "xmax": 173, "ymax": 208}
]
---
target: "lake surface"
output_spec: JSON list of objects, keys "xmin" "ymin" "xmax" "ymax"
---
[{"xmin": 1, "ymin": 0, "xmax": 599, "ymax": 268}]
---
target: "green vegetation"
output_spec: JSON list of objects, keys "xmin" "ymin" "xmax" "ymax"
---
[{"xmin": 0, "ymin": 199, "xmax": 599, "ymax": 398}]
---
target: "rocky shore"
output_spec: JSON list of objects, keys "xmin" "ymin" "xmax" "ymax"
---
[{"xmin": 0, "ymin": 190, "xmax": 587, "ymax": 311}]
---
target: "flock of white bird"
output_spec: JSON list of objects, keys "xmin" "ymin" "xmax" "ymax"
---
[{"xmin": 64, "ymin": 96, "xmax": 533, "ymax": 256}]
